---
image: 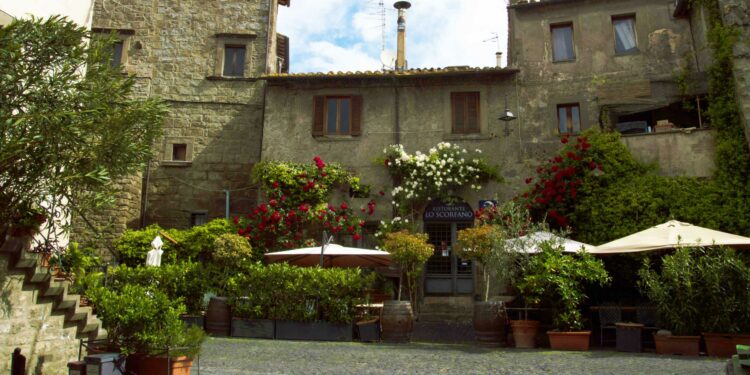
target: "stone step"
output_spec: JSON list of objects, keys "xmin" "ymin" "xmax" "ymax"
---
[
  {"xmin": 68, "ymin": 306, "xmax": 93, "ymax": 322},
  {"xmin": 412, "ymin": 321, "xmax": 475, "ymax": 342},
  {"xmin": 57, "ymin": 294, "xmax": 81, "ymax": 311},
  {"xmin": 41, "ymin": 279, "xmax": 67, "ymax": 298},
  {"xmin": 27, "ymin": 265, "xmax": 52, "ymax": 283}
]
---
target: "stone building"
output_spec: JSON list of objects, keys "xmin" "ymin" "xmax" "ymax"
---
[
  {"xmin": 76, "ymin": 0, "xmax": 746, "ymax": 302},
  {"xmin": 79, "ymin": 0, "xmax": 290, "ymax": 246}
]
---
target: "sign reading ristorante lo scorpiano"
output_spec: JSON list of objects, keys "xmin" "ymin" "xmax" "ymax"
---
[{"xmin": 423, "ymin": 200, "xmax": 474, "ymax": 222}]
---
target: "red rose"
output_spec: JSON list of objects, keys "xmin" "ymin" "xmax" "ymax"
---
[
  {"xmin": 353, "ymin": 234, "xmax": 362, "ymax": 241},
  {"xmin": 313, "ymin": 156, "xmax": 325, "ymax": 170},
  {"xmin": 340, "ymin": 202, "xmax": 348, "ymax": 210},
  {"xmin": 379, "ymin": 191, "xmax": 385, "ymax": 196}
]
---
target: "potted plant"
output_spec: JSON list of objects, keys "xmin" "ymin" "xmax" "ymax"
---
[
  {"xmin": 380, "ymin": 230, "xmax": 433, "ymax": 342},
  {"xmin": 479, "ymin": 201, "xmax": 543, "ymax": 349},
  {"xmin": 517, "ymin": 241, "xmax": 610, "ymax": 351},
  {"xmin": 227, "ymin": 266, "xmax": 275, "ymax": 339},
  {"xmin": 88, "ymin": 284, "xmax": 206, "ymax": 375},
  {"xmin": 456, "ymin": 224, "xmax": 506, "ymax": 346},
  {"xmin": 640, "ymin": 246, "xmax": 750, "ymax": 357}
]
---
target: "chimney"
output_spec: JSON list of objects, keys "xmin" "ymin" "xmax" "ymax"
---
[
  {"xmin": 394, "ymin": 1, "xmax": 411, "ymax": 71},
  {"xmin": 495, "ymin": 52, "xmax": 503, "ymax": 68}
]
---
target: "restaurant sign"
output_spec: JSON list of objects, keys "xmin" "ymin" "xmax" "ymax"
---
[{"xmin": 423, "ymin": 200, "xmax": 474, "ymax": 222}]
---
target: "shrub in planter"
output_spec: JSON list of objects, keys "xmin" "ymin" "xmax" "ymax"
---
[
  {"xmin": 87, "ymin": 284, "xmax": 206, "ymax": 359},
  {"xmin": 382, "ymin": 231, "xmax": 433, "ymax": 316},
  {"xmin": 639, "ymin": 246, "xmax": 750, "ymax": 356},
  {"xmin": 517, "ymin": 240, "xmax": 610, "ymax": 351}
]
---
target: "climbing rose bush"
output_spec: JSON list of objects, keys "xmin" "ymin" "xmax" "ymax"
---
[
  {"xmin": 235, "ymin": 157, "xmax": 377, "ymax": 253},
  {"xmin": 381, "ymin": 142, "xmax": 498, "ymax": 210},
  {"xmin": 519, "ymin": 135, "xmax": 600, "ymax": 228}
]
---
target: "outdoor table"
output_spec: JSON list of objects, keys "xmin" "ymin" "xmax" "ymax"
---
[{"xmin": 355, "ymin": 303, "xmax": 384, "ymax": 320}]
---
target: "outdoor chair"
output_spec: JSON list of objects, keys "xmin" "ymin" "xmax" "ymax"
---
[
  {"xmin": 636, "ymin": 306, "xmax": 659, "ymax": 346},
  {"xmin": 598, "ymin": 306, "xmax": 622, "ymax": 347}
]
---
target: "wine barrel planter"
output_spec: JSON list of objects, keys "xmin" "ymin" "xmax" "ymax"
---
[
  {"xmin": 380, "ymin": 300, "xmax": 413, "ymax": 343},
  {"xmin": 205, "ymin": 297, "xmax": 231, "ymax": 336},
  {"xmin": 473, "ymin": 301, "xmax": 506, "ymax": 347},
  {"xmin": 510, "ymin": 320, "xmax": 540, "ymax": 348}
]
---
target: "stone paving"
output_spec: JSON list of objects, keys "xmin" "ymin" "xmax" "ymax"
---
[{"xmin": 198, "ymin": 337, "xmax": 726, "ymax": 375}]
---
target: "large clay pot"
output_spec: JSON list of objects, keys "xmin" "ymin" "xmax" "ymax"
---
[
  {"xmin": 510, "ymin": 320, "xmax": 540, "ymax": 348},
  {"xmin": 205, "ymin": 296, "xmax": 231, "ymax": 336},
  {"xmin": 380, "ymin": 300, "xmax": 413, "ymax": 343},
  {"xmin": 704, "ymin": 333, "xmax": 736, "ymax": 357},
  {"xmin": 548, "ymin": 331, "xmax": 591, "ymax": 351},
  {"xmin": 653, "ymin": 334, "xmax": 700, "ymax": 356},
  {"xmin": 473, "ymin": 301, "xmax": 506, "ymax": 347},
  {"xmin": 127, "ymin": 354, "xmax": 193, "ymax": 375}
]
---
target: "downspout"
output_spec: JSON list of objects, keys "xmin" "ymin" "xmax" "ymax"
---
[{"xmin": 140, "ymin": 159, "xmax": 152, "ymax": 228}]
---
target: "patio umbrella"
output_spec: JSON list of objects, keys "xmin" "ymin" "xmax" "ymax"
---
[
  {"xmin": 145, "ymin": 235, "xmax": 164, "ymax": 267},
  {"xmin": 590, "ymin": 220, "xmax": 750, "ymax": 254},
  {"xmin": 264, "ymin": 244, "xmax": 393, "ymax": 268},
  {"xmin": 505, "ymin": 231, "xmax": 594, "ymax": 253}
]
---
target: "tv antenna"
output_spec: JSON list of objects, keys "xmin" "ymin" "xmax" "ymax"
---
[
  {"xmin": 379, "ymin": 0, "xmax": 386, "ymax": 51},
  {"xmin": 483, "ymin": 32, "xmax": 501, "ymax": 52}
]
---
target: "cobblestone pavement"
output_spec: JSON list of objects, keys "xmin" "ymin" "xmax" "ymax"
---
[{"xmin": 198, "ymin": 337, "xmax": 726, "ymax": 375}]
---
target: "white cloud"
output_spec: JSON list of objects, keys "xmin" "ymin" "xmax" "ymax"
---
[{"xmin": 278, "ymin": 0, "xmax": 509, "ymax": 73}]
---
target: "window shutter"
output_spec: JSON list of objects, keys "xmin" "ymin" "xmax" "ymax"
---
[
  {"xmin": 313, "ymin": 96, "xmax": 325, "ymax": 137},
  {"xmin": 351, "ymin": 95, "xmax": 363, "ymax": 136}
]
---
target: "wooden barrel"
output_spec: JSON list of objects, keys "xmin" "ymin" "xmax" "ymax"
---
[
  {"xmin": 473, "ymin": 301, "xmax": 506, "ymax": 346},
  {"xmin": 205, "ymin": 297, "xmax": 231, "ymax": 336},
  {"xmin": 380, "ymin": 300, "xmax": 413, "ymax": 342}
]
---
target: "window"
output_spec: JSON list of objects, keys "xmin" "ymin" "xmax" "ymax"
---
[
  {"xmin": 172, "ymin": 144, "xmax": 187, "ymax": 161},
  {"xmin": 613, "ymin": 16, "xmax": 637, "ymax": 54},
  {"xmin": 111, "ymin": 40, "xmax": 124, "ymax": 67},
  {"xmin": 223, "ymin": 45, "xmax": 246, "ymax": 77},
  {"xmin": 191, "ymin": 212, "xmax": 207, "ymax": 227},
  {"xmin": 312, "ymin": 95, "xmax": 362, "ymax": 137},
  {"xmin": 326, "ymin": 97, "xmax": 351, "ymax": 135},
  {"xmin": 451, "ymin": 92, "xmax": 481, "ymax": 134},
  {"xmin": 551, "ymin": 23, "xmax": 575, "ymax": 62},
  {"xmin": 557, "ymin": 104, "xmax": 581, "ymax": 135}
]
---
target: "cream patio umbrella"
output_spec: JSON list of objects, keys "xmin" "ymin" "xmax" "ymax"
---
[
  {"xmin": 506, "ymin": 231, "xmax": 594, "ymax": 253},
  {"xmin": 264, "ymin": 243, "xmax": 393, "ymax": 268},
  {"xmin": 590, "ymin": 220, "xmax": 750, "ymax": 254}
]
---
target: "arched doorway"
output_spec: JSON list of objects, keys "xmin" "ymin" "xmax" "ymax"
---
[{"xmin": 423, "ymin": 200, "xmax": 474, "ymax": 295}]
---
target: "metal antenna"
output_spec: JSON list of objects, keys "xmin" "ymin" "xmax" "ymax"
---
[
  {"xmin": 379, "ymin": 0, "xmax": 386, "ymax": 51},
  {"xmin": 483, "ymin": 32, "xmax": 501, "ymax": 52}
]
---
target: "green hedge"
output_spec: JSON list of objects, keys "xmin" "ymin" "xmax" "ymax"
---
[
  {"xmin": 226, "ymin": 263, "xmax": 374, "ymax": 323},
  {"xmin": 114, "ymin": 219, "xmax": 234, "ymax": 266},
  {"xmin": 108, "ymin": 262, "xmax": 208, "ymax": 314}
]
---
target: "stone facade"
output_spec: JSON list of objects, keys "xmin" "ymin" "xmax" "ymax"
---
[
  {"xmin": 0, "ymin": 256, "xmax": 80, "ymax": 374},
  {"xmin": 718, "ymin": 0, "xmax": 750, "ymax": 148},
  {"xmin": 621, "ymin": 128, "xmax": 716, "ymax": 177},
  {"xmin": 81, "ymin": 0, "xmax": 288, "ymax": 235}
]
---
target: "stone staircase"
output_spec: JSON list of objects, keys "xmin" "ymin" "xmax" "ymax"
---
[
  {"xmin": 419, "ymin": 296, "xmax": 474, "ymax": 323},
  {"xmin": 0, "ymin": 235, "xmax": 104, "ymax": 341}
]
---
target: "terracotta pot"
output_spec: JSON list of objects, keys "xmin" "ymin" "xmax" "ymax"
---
[
  {"xmin": 380, "ymin": 300, "xmax": 413, "ymax": 343},
  {"xmin": 205, "ymin": 297, "xmax": 231, "ymax": 336},
  {"xmin": 654, "ymin": 334, "xmax": 700, "ymax": 356},
  {"xmin": 704, "ymin": 333, "xmax": 735, "ymax": 357},
  {"xmin": 127, "ymin": 354, "xmax": 193, "ymax": 375},
  {"xmin": 510, "ymin": 320, "xmax": 539, "ymax": 349},
  {"xmin": 473, "ymin": 301, "xmax": 506, "ymax": 347},
  {"xmin": 547, "ymin": 331, "xmax": 591, "ymax": 351}
]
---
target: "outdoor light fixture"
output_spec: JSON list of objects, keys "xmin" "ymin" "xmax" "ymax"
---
[{"xmin": 498, "ymin": 95, "xmax": 517, "ymax": 136}]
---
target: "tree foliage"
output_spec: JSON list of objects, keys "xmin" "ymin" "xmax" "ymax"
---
[{"xmin": 0, "ymin": 16, "xmax": 165, "ymax": 241}]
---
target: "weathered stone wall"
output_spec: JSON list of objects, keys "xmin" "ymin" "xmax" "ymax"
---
[
  {"xmin": 262, "ymin": 73, "xmax": 531, "ymax": 218},
  {"xmin": 0, "ymin": 256, "xmax": 80, "ymax": 374},
  {"xmin": 81, "ymin": 0, "xmax": 281, "ymax": 233},
  {"xmin": 719, "ymin": 0, "xmax": 750, "ymax": 149},
  {"xmin": 621, "ymin": 128, "xmax": 716, "ymax": 177},
  {"xmin": 509, "ymin": 0, "xmax": 704, "ymax": 140}
]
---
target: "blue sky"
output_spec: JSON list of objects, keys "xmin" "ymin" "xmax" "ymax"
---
[{"xmin": 278, "ymin": 0, "xmax": 509, "ymax": 73}]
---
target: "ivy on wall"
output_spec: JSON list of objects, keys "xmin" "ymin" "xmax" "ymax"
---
[{"xmin": 521, "ymin": 0, "xmax": 750, "ymax": 244}]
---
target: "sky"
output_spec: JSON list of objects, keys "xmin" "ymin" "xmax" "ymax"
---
[{"xmin": 277, "ymin": 0, "xmax": 509, "ymax": 73}]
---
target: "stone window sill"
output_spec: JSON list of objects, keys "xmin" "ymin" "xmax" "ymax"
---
[
  {"xmin": 443, "ymin": 134, "xmax": 493, "ymax": 141},
  {"xmin": 552, "ymin": 59, "xmax": 576, "ymax": 64},
  {"xmin": 161, "ymin": 161, "xmax": 192, "ymax": 167},
  {"xmin": 314, "ymin": 135, "xmax": 361, "ymax": 142},
  {"xmin": 206, "ymin": 75, "xmax": 258, "ymax": 82}
]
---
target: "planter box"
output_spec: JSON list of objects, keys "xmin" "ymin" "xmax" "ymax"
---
[
  {"xmin": 231, "ymin": 318, "xmax": 275, "ymax": 339},
  {"xmin": 276, "ymin": 320, "xmax": 353, "ymax": 341},
  {"xmin": 356, "ymin": 319, "xmax": 380, "ymax": 342},
  {"xmin": 704, "ymin": 333, "xmax": 750, "ymax": 358},
  {"xmin": 654, "ymin": 334, "xmax": 700, "ymax": 356},
  {"xmin": 179, "ymin": 314, "xmax": 204, "ymax": 330},
  {"xmin": 616, "ymin": 323, "xmax": 644, "ymax": 353},
  {"xmin": 126, "ymin": 354, "xmax": 193, "ymax": 375},
  {"xmin": 547, "ymin": 331, "xmax": 591, "ymax": 351}
]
